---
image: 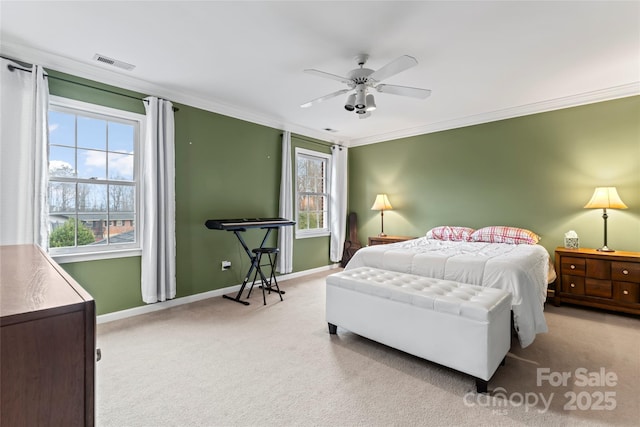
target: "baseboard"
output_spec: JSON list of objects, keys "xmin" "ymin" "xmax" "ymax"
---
[{"xmin": 97, "ymin": 263, "xmax": 340, "ymax": 324}]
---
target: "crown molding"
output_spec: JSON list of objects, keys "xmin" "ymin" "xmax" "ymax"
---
[
  {"xmin": 348, "ymin": 82, "xmax": 640, "ymax": 147},
  {"xmin": 3, "ymin": 41, "xmax": 636, "ymax": 149},
  {"xmin": 0, "ymin": 41, "xmax": 340, "ymax": 144}
]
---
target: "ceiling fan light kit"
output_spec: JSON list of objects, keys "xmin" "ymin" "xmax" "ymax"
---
[
  {"xmin": 355, "ymin": 84, "xmax": 367, "ymax": 110},
  {"xmin": 344, "ymin": 93, "xmax": 356, "ymax": 111},
  {"xmin": 302, "ymin": 54, "xmax": 431, "ymax": 119},
  {"xmin": 365, "ymin": 94, "xmax": 376, "ymax": 111}
]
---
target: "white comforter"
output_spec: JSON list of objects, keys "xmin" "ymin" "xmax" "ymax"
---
[{"xmin": 345, "ymin": 238, "xmax": 550, "ymax": 347}]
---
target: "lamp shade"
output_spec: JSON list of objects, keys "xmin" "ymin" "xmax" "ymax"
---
[
  {"xmin": 371, "ymin": 194, "xmax": 393, "ymax": 211},
  {"xmin": 584, "ymin": 187, "xmax": 628, "ymax": 210}
]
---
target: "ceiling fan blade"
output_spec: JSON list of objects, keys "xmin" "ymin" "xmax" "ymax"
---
[
  {"xmin": 304, "ymin": 69, "xmax": 352, "ymax": 84},
  {"xmin": 300, "ymin": 89, "xmax": 350, "ymax": 108},
  {"xmin": 368, "ymin": 55, "xmax": 418, "ymax": 83},
  {"xmin": 375, "ymin": 84, "xmax": 432, "ymax": 99}
]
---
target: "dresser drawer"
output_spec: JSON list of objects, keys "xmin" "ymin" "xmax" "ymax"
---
[
  {"xmin": 586, "ymin": 259, "xmax": 610, "ymax": 280},
  {"xmin": 585, "ymin": 278, "xmax": 612, "ymax": 298},
  {"xmin": 555, "ymin": 248, "xmax": 640, "ymax": 315},
  {"xmin": 562, "ymin": 275, "xmax": 585, "ymax": 295},
  {"xmin": 561, "ymin": 257, "xmax": 585, "ymax": 276},
  {"xmin": 613, "ymin": 282, "xmax": 639, "ymax": 304},
  {"xmin": 611, "ymin": 262, "xmax": 640, "ymax": 283}
]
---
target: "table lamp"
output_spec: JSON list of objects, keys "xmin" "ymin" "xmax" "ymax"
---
[
  {"xmin": 371, "ymin": 194, "xmax": 393, "ymax": 237},
  {"xmin": 584, "ymin": 187, "xmax": 628, "ymax": 252}
]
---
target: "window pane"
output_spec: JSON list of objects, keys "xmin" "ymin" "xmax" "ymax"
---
[
  {"xmin": 299, "ymin": 212, "xmax": 309, "ymax": 230},
  {"xmin": 49, "ymin": 146, "xmax": 76, "ymax": 177},
  {"xmin": 109, "ymin": 184, "xmax": 135, "ymax": 212},
  {"xmin": 108, "ymin": 122, "xmax": 134, "ymax": 153},
  {"xmin": 77, "ymin": 183, "xmax": 107, "ymax": 211},
  {"xmin": 308, "ymin": 195, "xmax": 317, "ymax": 210},
  {"xmin": 307, "ymin": 212, "xmax": 316, "ymax": 229},
  {"xmin": 309, "ymin": 158, "xmax": 322, "ymax": 176},
  {"xmin": 77, "ymin": 186, "xmax": 106, "ymax": 245},
  {"xmin": 77, "ymin": 213, "xmax": 106, "ymax": 246},
  {"xmin": 77, "ymin": 149, "xmax": 106, "ymax": 179},
  {"xmin": 49, "ymin": 182, "xmax": 76, "ymax": 213},
  {"xmin": 108, "ymin": 152, "xmax": 134, "ymax": 180},
  {"xmin": 49, "ymin": 218, "xmax": 78, "ymax": 248},
  {"xmin": 49, "ymin": 111, "xmax": 75, "ymax": 147},
  {"xmin": 77, "ymin": 116, "xmax": 106, "ymax": 150},
  {"xmin": 108, "ymin": 214, "xmax": 136, "ymax": 244},
  {"xmin": 297, "ymin": 158, "xmax": 307, "ymax": 176},
  {"xmin": 298, "ymin": 195, "xmax": 308, "ymax": 211}
]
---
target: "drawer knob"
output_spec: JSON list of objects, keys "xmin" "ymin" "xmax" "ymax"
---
[
  {"xmin": 622, "ymin": 269, "xmax": 629, "ymax": 275},
  {"xmin": 570, "ymin": 265, "xmax": 576, "ymax": 270},
  {"xmin": 623, "ymin": 290, "xmax": 629, "ymax": 295},
  {"xmin": 570, "ymin": 283, "xmax": 575, "ymax": 288}
]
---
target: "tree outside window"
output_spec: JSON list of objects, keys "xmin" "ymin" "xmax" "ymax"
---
[{"xmin": 295, "ymin": 148, "xmax": 331, "ymax": 238}]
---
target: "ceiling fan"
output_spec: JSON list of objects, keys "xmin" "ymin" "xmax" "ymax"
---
[{"xmin": 301, "ymin": 54, "xmax": 431, "ymax": 119}]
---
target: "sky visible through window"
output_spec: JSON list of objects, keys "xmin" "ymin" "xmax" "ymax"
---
[{"xmin": 49, "ymin": 111, "xmax": 134, "ymax": 180}]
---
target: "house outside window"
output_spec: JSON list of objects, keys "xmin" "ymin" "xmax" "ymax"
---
[
  {"xmin": 295, "ymin": 147, "xmax": 331, "ymax": 238},
  {"xmin": 47, "ymin": 96, "xmax": 143, "ymax": 261}
]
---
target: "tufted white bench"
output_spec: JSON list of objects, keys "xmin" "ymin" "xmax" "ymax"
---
[{"xmin": 326, "ymin": 267, "xmax": 512, "ymax": 393}]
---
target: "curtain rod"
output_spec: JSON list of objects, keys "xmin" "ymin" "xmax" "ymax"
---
[
  {"xmin": 4, "ymin": 59, "xmax": 179, "ymax": 112},
  {"xmin": 284, "ymin": 133, "xmax": 344, "ymax": 149}
]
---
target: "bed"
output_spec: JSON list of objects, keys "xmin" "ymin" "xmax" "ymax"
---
[{"xmin": 344, "ymin": 226, "xmax": 553, "ymax": 348}]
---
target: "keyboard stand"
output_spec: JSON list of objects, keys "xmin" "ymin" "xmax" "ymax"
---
[
  {"xmin": 222, "ymin": 228, "xmax": 285, "ymax": 305},
  {"xmin": 204, "ymin": 218, "xmax": 295, "ymax": 306}
]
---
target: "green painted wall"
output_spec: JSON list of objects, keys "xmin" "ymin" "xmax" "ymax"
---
[
  {"xmin": 47, "ymin": 70, "xmax": 332, "ymax": 315},
  {"xmin": 45, "ymin": 69, "xmax": 639, "ymax": 315},
  {"xmin": 61, "ymin": 257, "xmax": 142, "ymax": 313},
  {"xmin": 349, "ymin": 96, "xmax": 640, "ymax": 257}
]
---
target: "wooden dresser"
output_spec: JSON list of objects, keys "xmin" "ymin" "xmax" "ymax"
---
[
  {"xmin": 368, "ymin": 235, "xmax": 415, "ymax": 246},
  {"xmin": 554, "ymin": 247, "xmax": 640, "ymax": 315},
  {"xmin": 1, "ymin": 245, "xmax": 95, "ymax": 427}
]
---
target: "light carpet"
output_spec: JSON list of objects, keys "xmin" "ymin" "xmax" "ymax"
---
[{"xmin": 96, "ymin": 270, "xmax": 640, "ymax": 426}]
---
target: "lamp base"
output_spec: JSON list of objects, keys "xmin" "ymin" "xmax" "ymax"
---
[
  {"xmin": 378, "ymin": 233, "xmax": 387, "ymax": 237},
  {"xmin": 597, "ymin": 246, "xmax": 615, "ymax": 252}
]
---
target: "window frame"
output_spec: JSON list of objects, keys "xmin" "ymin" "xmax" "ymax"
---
[
  {"xmin": 294, "ymin": 147, "xmax": 331, "ymax": 239},
  {"xmin": 48, "ymin": 96, "xmax": 145, "ymax": 263}
]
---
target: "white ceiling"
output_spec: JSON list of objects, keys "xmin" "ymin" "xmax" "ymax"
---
[{"xmin": 1, "ymin": 1, "xmax": 639, "ymax": 146}]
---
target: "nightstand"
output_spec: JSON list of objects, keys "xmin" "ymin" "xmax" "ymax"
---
[
  {"xmin": 554, "ymin": 247, "xmax": 640, "ymax": 315},
  {"xmin": 368, "ymin": 235, "xmax": 415, "ymax": 246}
]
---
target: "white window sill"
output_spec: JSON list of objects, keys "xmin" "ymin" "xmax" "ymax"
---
[
  {"xmin": 51, "ymin": 248, "xmax": 142, "ymax": 264},
  {"xmin": 296, "ymin": 231, "xmax": 330, "ymax": 239}
]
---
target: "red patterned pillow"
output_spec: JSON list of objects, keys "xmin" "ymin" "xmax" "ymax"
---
[
  {"xmin": 470, "ymin": 226, "xmax": 540, "ymax": 245},
  {"xmin": 426, "ymin": 226, "xmax": 475, "ymax": 241}
]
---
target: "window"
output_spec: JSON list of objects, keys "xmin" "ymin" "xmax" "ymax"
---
[
  {"xmin": 295, "ymin": 148, "xmax": 331, "ymax": 238},
  {"xmin": 47, "ymin": 97, "xmax": 144, "ymax": 260}
]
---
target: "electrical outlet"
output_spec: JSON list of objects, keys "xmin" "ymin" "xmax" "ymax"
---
[{"xmin": 221, "ymin": 261, "xmax": 231, "ymax": 271}]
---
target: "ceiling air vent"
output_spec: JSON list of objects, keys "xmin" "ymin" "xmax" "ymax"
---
[{"xmin": 92, "ymin": 54, "xmax": 135, "ymax": 71}]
